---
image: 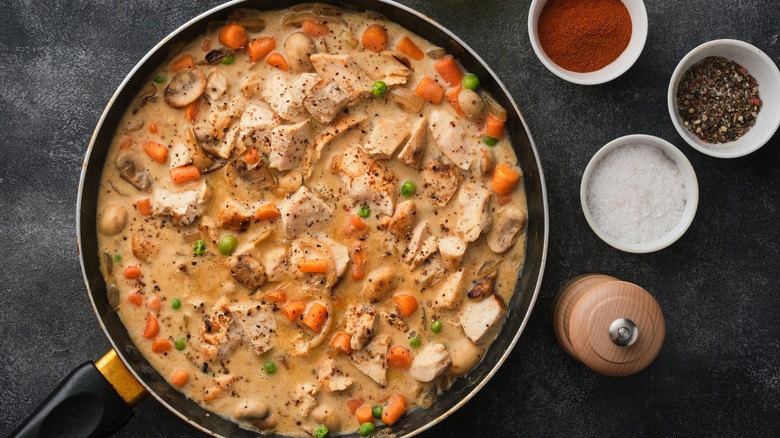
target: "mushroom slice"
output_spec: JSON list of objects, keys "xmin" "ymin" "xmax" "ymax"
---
[
  {"xmin": 285, "ymin": 32, "xmax": 316, "ymax": 73},
  {"xmin": 164, "ymin": 68, "xmax": 207, "ymax": 109},
  {"xmin": 115, "ymin": 151, "xmax": 152, "ymax": 192},
  {"xmin": 229, "ymin": 253, "xmax": 267, "ymax": 290},
  {"xmin": 486, "ymin": 207, "xmax": 527, "ymax": 253}
]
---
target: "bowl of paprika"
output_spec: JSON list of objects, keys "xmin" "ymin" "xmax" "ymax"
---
[{"xmin": 528, "ymin": 0, "xmax": 648, "ymax": 85}]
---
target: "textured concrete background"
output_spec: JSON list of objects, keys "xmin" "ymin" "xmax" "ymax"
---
[{"xmin": 1, "ymin": 0, "xmax": 779, "ymax": 436}]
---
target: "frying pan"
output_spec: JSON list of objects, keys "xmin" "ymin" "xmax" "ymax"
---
[{"xmin": 11, "ymin": 0, "xmax": 548, "ymax": 436}]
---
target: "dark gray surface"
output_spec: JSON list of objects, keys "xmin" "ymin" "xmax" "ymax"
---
[{"xmin": 1, "ymin": 0, "xmax": 778, "ymax": 437}]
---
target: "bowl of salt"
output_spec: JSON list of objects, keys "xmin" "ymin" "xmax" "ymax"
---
[{"xmin": 581, "ymin": 134, "xmax": 699, "ymax": 253}]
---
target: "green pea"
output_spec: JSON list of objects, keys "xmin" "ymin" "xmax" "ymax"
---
[
  {"xmin": 174, "ymin": 338, "xmax": 186, "ymax": 351},
  {"xmin": 193, "ymin": 239, "xmax": 206, "ymax": 256},
  {"xmin": 218, "ymin": 235, "xmax": 238, "ymax": 255},
  {"xmin": 263, "ymin": 361, "xmax": 277, "ymax": 375},
  {"xmin": 431, "ymin": 320, "xmax": 443, "ymax": 334},
  {"xmin": 409, "ymin": 336, "xmax": 422, "ymax": 348},
  {"xmin": 153, "ymin": 74, "xmax": 166, "ymax": 84},
  {"xmin": 315, "ymin": 425, "xmax": 329, "ymax": 438},
  {"xmin": 359, "ymin": 422, "xmax": 375, "ymax": 436},
  {"xmin": 358, "ymin": 205, "xmax": 371, "ymax": 218},
  {"xmin": 372, "ymin": 405, "xmax": 383, "ymax": 419},
  {"xmin": 483, "ymin": 136, "xmax": 498, "ymax": 147},
  {"xmin": 172, "ymin": 298, "xmax": 182, "ymax": 310},
  {"xmin": 113, "ymin": 253, "xmax": 122, "ymax": 263},
  {"xmin": 462, "ymin": 74, "xmax": 480, "ymax": 90},
  {"xmin": 400, "ymin": 180, "xmax": 416, "ymax": 198},
  {"xmin": 221, "ymin": 54, "xmax": 235, "ymax": 65},
  {"xmin": 372, "ymin": 80, "xmax": 387, "ymax": 96}
]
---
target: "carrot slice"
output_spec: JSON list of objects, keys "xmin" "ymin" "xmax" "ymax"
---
[
  {"xmin": 486, "ymin": 113, "xmax": 506, "ymax": 139},
  {"xmin": 119, "ymin": 136, "xmax": 133, "ymax": 150},
  {"xmin": 356, "ymin": 405, "xmax": 374, "ymax": 425},
  {"xmin": 136, "ymin": 198, "xmax": 152, "ymax": 216},
  {"xmin": 170, "ymin": 54, "xmax": 195, "ymax": 73},
  {"xmin": 414, "ymin": 76, "xmax": 445, "ymax": 104},
  {"xmin": 148, "ymin": 122, "xmax": 159, "ymax": 134},
  {"xmin": 490, "ymin": 163, "xmax": 522, "ymax": 196},
  {"xmin": 254, "ymin": 203, "xmax": 280, "ymax": 221},
  {"xmin": 170, "ymin": 368, "xmax": 190, "ymax": 388},
  {"xmin": 433, "ymin": 55, "xmax": 464, "ymax": 87},
  {"xmin": 346, "ymin": 397, "xmax": 364, "ymax": 415},
  {"xmin": 219, "ymin": 23, "xmax": 248, "ymax": 49},
  {"xmin": 395, "ymin": 36, "xmax": 424, "ymax": 61},
  {"xmin": 281, "ymin": 300, "xmax": 306, "ymax": 322},
  {"xmin": 382, "ymin": 398, "xmax": 407, "ymax": 426},
  {"xmin": 393, "ymin": 294, "xmax": 418, "ymax": 317},
  {"xmin": 142, "ymin": 141, "xmax": 168, "ymax": 163},
  {"xmin": 302, "ymin": 19, "xmax": 330, "ymax": 37},
  {"xmin": 143, "ymin": 312, "xmax": 159, "ymax": 339},
  {"xmin": 152, "ymin": 339, "xmax": 172, "ymax": 353},
  {"xmin": 362, "ymin": 24, "xmax": 387, "ymax": 52},
  {"xmin": 247, "ymin": 37, "xmax": 276, "ymax": 62},
  {"xmin": 266, "ymin": 52, "xmax": 289, "ymax": 71},
  {"xmin": 124, "ymin": 265, "xmax": 142, "ymax": 280},
  {"xmin": 299, "ymin": 259, "xmax": 328, "ymax": 274},
  {"xmin": 242, "ymin": 148, "xmax": 260, "ymax": 165},
  {"xmin": 387, "ymin": 345, "xmax": 412, "ymax": 368},
  {"xmin": 330, "ymin": 332, "xmax": 353, "ymax": 354},
  {"xmin": 184, "ymin": 100, "xmax": 199, "ymax": 124},
  {"xmin": 445, "ymin": 85, "xmax": 465, "ymax": 117},
  {"xmin": 146, "ymin": 295, "xmax": 161, "ymax": 313},
  {"xmin": 127, "ymin": 289, "xmax": 143, "ymax": 307},
  {"xmin": 170, "ymin": 165, "xmax": 201, "ymax": 184},
  {"xmin": 347, "ymin": 214, "xmax": 367, "ymax": 232},
  {"xmin": 264, "ymin": 290, "xmax": 286, "ymax": 303},
  {"xmin": 350, "ymin": 240, "xmax": 366, "ymax": 280},
  {"xmin": 302, "ymin": 302, "xmax": 328, "ymax": 332}
]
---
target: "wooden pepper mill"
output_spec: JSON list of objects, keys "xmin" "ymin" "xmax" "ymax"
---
[{"xmin": 552, "ymin": 274, "xmax": 665, "ymax": 377}]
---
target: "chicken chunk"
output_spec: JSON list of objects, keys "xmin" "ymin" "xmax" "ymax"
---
[
  {"xmin": 459, "ymin": 294, "xmax": 506, "ymax": 344},
  {"xmin": 229, "ymin": 253, "xmax": 267, "ymax": 290},
  {"xmin": 408, "ymin": 343, "xmax": 451, "ymax": 383},
  {"xmin": 303, "ymin": 79, "xmax": 351, "ymax": 124},
  {"xmin": 448, "ymin": 338, "xmax": 485, "ymax": 376},
  {"xmin": 397, "ymin": 116, "xmax": 427, "ymax": 169},
  {"xmin": 429, "ymin": 109, "xmax": 477, "ymax": 170},
  {"xmin": 344, "ymin": 304, "xmax": 378, "ymax": 351},
  {"xmin": 316, "ymin": 358, "xmax": 354, "ymax": 392},
  {"xmin": 421, "ymin": 159, "xmax": 461, "ymax": 207},
  {"xmin": 205, "ymin": 69, "xmax": 228, "ymax": 103},
  {"xmin": 310, "ymin": 53, "xmax": 369, "ymax": 98},
  {"xmin": 379, "ymin": 200, "xmax": 417, "ymax": 239},
  {"xmin": 350, "ymin": 334, "xmax": 390, "ymax": 386},
  {"xmin": 279, "ymin": 187, "xmax": 334, "ymax": 238},
  {"xmin": 438, "ymin": 236, "xmax": 467, "ymax": 271},
  {"xmin": 202, "ymin": 124, "xmax": 242, "ymax": 159},
  {"xmin": 334, "ymin": 145, "xmax": 396, "ymax": 216},
  {"xmin": 169, "ymin": 143, "xmax": 192, "ymax": 169},
  {"xmin": 263, "ymin": 246, "xmax": 290, "ymax": 281},
  {"xmin": 362, "ymin": 118, "xmax": 410, "ymax": 159},
  {"xmin": 351, "ymin": 50, "xmax": 411, "ymax": 86},
  {"xmin": 432, "ymin": 270, "xmax": 466, "ymax": 309},
  {"xmin": 403, "ymin": 221, "xmax": 438, "ymax": 269},
  {"xmin": 239, "ymin": 103, "xmax": 280, "ymax": 149},
  {"xmin": 199, "ymin": 302, "xmax": 238, "ymax": 361},
  {"xmin": 487, "ymin": 206, "xmax": 527, "ymax": 253},
  {"xmin": 261, "ymin": 72, "xmax": 320, "ymax": 121},
  {"xmin": 151, "ymin": 181, "xmax": 209, "ymax": 226},
  {"xmin": 455, "ymin": 183, "xmax": 492, "ymax": 243},
  {"xmin": 290, "ymin": 383, "xmax": 319, "ymax": 417},
  {"xmin": 269, "ymin": 120, "xmax": 310, "ymax": 171},
  {"xmin": 310, "ymin": 114, "xmax": 366, "ymax": 170},
  {"xmin": 217, "ymin": 197, "xmax": 254, "ymax": 232},
  {"xmin": 228, "ymin": 304, "xmax": 276, "ymax": 355},
  {"xmin": 361, "ymin": 267, "xmax": 396, "ymax": 303}
]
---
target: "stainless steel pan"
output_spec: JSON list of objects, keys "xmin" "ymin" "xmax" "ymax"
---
[{"xmin": 12, "ymin": 1, "xmax": 548, "ymax": 436}]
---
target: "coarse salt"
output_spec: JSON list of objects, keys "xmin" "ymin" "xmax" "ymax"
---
[{"xmin": 586, "ymin": 144, "xmax": 687, "ymax": 244}]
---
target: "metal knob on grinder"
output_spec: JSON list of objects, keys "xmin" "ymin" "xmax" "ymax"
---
[{"xmin": 552, "ymin": 274, "xmax": 665, "ymax": 377}]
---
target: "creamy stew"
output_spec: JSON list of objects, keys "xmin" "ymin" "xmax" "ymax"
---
[{"xmin": 97, "ymin": 4, "xmax": 527, "ymax": 436}]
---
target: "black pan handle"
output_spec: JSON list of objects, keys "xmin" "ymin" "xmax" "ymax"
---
[{"xmin": 11, "ymin": 350, "xmax": 148, "ymax": 438}]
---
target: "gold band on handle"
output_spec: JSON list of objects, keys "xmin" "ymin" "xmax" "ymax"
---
[{"xmin": 94, "ymin": 349, "xmax": 148, "ymax": 407}]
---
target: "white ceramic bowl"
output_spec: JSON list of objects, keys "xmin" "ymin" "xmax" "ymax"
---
[
  {"xmin": 580, "ymin": 134, "xmax": 699, "ymax": 253},
  {"xmin": 528, "ymin": 0, "xmax": 648, "ymax": 85},
  {"xmin": 668, "ymin": 39, "xmax": 780, "ymax": 158}
]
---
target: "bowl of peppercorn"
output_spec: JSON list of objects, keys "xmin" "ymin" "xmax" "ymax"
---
[
  {"xmin": 528, "ymin": 0, "xmax": 648, "ymax": 85},
  {"xmin": 668, "ymin": 39, "xmax": 780, "ymax": 158}
]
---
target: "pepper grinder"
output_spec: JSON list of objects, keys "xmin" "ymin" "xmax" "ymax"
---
[{"xmin": 553, "ymin": 274, "xmax": 665, "ymax": 377}]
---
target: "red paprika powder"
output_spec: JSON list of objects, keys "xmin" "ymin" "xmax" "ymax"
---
[{"xmin": 538, "ymin": 0, "xmax": 632, "ymax": 73}]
